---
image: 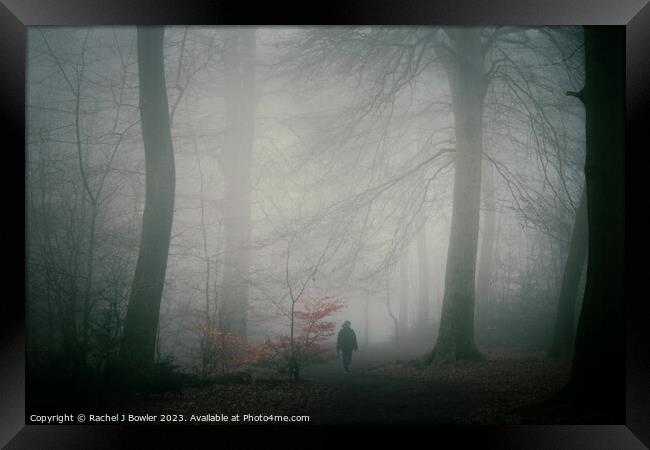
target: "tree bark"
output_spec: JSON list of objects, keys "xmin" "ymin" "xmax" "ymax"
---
[
  {"xmin": 430, "ymin": 28, "xmax": 485, "ymax": 363},
  {"xmin": 548, "ymin": 188, "xmax": 588, "ymax": 358},
  {"xmin": 120, "ymin": 27, "xmax": 176, "ymax": 366},
  {"xmin": 218, "ymin": 28, "xmax": 256, "ymax": 339},
  {"xmin": 567, "ymin": 26, "xmax": 624, "ymax": 417},
  {"xmin": 476, "ymin": 161, "xmax": 496, "ymax": 308}
]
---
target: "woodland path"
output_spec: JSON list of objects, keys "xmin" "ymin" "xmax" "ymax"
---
[
  {"xmin": 121, "ymin": 344, "xmax": 588, "ymax": 425},
  {"xmin": 298, "ymin": 344, "xmax": 571, "ymax": 424},
  {"xmin": 301, "ymin": 345, "xmax": 461, "ymax": 423}
]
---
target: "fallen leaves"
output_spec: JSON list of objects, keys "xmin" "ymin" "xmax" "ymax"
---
[{"xmin": 100, "ymin": 350, "xmax": 608, "ymax": 424}]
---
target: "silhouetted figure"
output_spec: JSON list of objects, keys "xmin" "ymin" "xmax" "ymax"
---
[{"xmin": 337, "ymin": 320, "xmax": 358, "ymax": 373}]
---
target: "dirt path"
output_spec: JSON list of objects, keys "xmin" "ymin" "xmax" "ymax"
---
[
  {"xmin": 301, "ymin": 348, "xmax": 441, "ymax": 423},
  {"xmin": 120, "ymin": 345, "xmax": 586, "ymax": 425},
  {"xmin": 300, "ymin": 346, "xmax": 572, "ymax": 424}
]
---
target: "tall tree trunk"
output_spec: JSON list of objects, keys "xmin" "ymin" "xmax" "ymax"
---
[
  {"xmin": 399, "ymin": 251, "xmax": 409, "ymax": 342},
  {"xmin": 430, "ymin": 28, "xmax": 485, "ymax": 363},
  {"xmin": 476, "ymin": 161, "xmax": 496, "ymax": 308},
  {"xmin": 548, "ymin": 188, "xmax": 588, "ymax": 358},
  {"xmin": 120, "ymin": 27, "xmax": 176, "ymax": 366},
  {"xmin": 475, "ymin": 160, "xmax": 496, "ymax": 341},
  {"xmin": 218, "ymin": 28, "xmax": 256, "ymax": 339},
  {"xmin": 567, "ymin": 26, "xmax": 624, "ymax": 417}
]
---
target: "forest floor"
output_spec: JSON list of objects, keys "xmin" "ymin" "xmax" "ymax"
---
[{"xmin": 106, "ymin": 344, "xmax": 613, "ymax": 425}]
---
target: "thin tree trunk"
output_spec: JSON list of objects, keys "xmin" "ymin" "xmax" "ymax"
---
[
  {"xmin": 386, "ymin": 275, "xmax": 399, "ymax": 352},
  {"xmin": 80, "ymin": 206, "xmax": 98, "ymax": 365},
  {"xmin": 218, "ymin": 28, "xmax": 256, "ymax": 339},
  {"xmin": 416, "ymin": 221, "xmax": 430, "ymax": 335},
  {"xmin": 289, "ymin": 298, "xmax": 297, "ymax": 381},
  {"xmin": 120, "ymin": 26, "xmax": 176, "ymax": 366},
  {"xmin": 193, "ymin": 137, "xmax": 212, "ymax": 332},
  {"xmin": 430, "ymin": 28, "xmax": 485, "ymax": 363},
  {"xmin": 399, "ymin": 251, "xmax": 409, "ymax": 343},
  {"xmin": 364, "ymin": 296, "xmax": 369, "ymax": 347},
  {"xmin": 548, "ymin": 188, "xmax": 588, "ymax": 358},
  {"xmin": 62, "ymin": 210, "xmax": 83, "ymax": 368}
]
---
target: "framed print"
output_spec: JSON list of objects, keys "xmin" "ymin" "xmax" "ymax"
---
[{"xmin": 1, "ymin": 0, "xmax": 648, "ymax": 447}]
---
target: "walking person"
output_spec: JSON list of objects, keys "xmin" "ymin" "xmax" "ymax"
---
[{"xmin": 337, "ymin": 320, "xmax": 358, "ymax": 373}]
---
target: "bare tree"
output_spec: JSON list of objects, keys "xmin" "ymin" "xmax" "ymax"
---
[
  {"xmin": 385, "ymin": 270, "xmax": 400, "ymax": 351},
  {"xmin": 120, "ymin": 26, "xmax": 176, "ymax": 366},
  {"xmin": 567, "ymin": 26, "xmax": 624, "ymax": 416},
  {"xmin": 218, "ymin": 28, "xmax": 257, "ymax": 339},
  {"xmin": 28, "ymin": 28, "xmax": 141, "ymax": 370},
  {"xmin": 428, "ymin": 28, "xmax": 486, "ymax": 363}
]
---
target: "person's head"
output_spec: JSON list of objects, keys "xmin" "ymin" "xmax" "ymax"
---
[{"xmin": 342, "ymin": 320, "xmax": 351, "ymax": 328}]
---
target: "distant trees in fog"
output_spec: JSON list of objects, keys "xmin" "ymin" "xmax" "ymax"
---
[{"xmin": 26, "ymin": 25, "xmax": 617, "ymax": 402}]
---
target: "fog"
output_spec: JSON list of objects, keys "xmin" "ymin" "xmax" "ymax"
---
[{"xmin": 26, "ymin": 27, "xmax": 593, "ymax": 410}]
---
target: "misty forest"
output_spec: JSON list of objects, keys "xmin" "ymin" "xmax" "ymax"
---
[{"xmin": 26, "ymin": 26, "xmax": 624, "ymax": 424}]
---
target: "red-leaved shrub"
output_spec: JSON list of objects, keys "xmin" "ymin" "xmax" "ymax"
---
[{"xmin": 259, "ymin": 296, "xmax": 345, "ymax": 380}]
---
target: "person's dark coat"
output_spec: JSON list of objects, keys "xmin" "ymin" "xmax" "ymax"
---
[{"xmin": 337, "ymin": 326, "xmax": 358, "ymax": 353}]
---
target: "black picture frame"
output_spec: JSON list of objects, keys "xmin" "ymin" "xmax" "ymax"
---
[{"xmin": 2, "ymin": 0, "xmax": 647, "ymax": 447}]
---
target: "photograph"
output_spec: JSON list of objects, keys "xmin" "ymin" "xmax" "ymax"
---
[
  {"xmin": 22, "ymin": 24, "xmax": 625, "ymax": 426},
  {"xmin": 1, "ymin": 0, "xmax": 647, "ymax": 446}
]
